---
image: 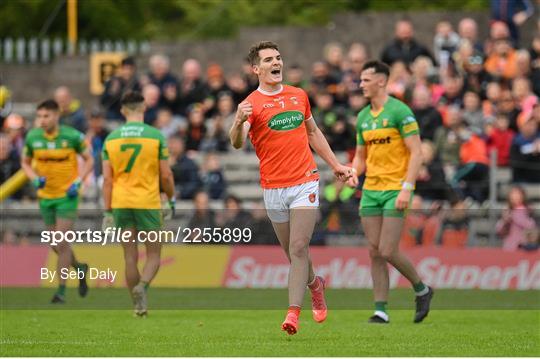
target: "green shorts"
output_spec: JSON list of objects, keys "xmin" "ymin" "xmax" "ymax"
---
[
  {"xmin": 359, "ymin": 189, "xmax": 411, "ymax": 218},
  {"xmin": 112, "ymin": 209, "xmax": 163, "ymax": 231},
  {"xmin": 39, "ymin": 196, "xmax": 79, "ymax": 226}
]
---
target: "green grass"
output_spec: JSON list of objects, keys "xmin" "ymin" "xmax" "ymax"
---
[{"xmin": 1, "ymin": 288, "xmax": 539, "ymax": 356}]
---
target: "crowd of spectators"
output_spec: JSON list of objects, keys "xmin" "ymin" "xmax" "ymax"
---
[{"xmin": 1, "ymin": 9, "xmax": 539, "ymax": 249}]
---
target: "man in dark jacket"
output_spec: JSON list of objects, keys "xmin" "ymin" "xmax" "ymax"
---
[{"xmin": 381, "ymin": 20, "xmax": 435, "ymax": 66}]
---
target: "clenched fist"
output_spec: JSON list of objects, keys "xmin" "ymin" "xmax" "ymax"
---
[{"xmin": 236, "ymin": 101, "xmax": 253, "ymax": 123}]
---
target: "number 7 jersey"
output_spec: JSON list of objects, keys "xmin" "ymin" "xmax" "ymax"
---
[{"xmin": 102, "ymin": 122, "xmax": 169, "ymax": 209}]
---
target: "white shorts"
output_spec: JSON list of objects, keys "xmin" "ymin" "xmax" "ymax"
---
[{"xmin": 263, "ymin": 180, "xmax": 319, "ymax": 223}]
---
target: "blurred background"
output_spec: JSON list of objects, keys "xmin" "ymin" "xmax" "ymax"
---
[{"xmin": 1, "ymin": 0, "xmax": 539, "ymax": 256}]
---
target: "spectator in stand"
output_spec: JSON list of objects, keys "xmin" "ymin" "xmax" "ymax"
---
[
  {"xmin": 0, "ymin": 133, "xmax": 23, "ymax": 200},
  {"xmin": 462, "ymin": 91, "xmax": 485, "ymax": 134},
  {"xmin": 458, "ymin": 18, "xmax": 484, "ymax": 54},
  {"xmin": 227, "ymin": 73, "xmax": 250, "ymax": 105},
  {"xmin": 434, "ymin": 106, "xmax": 465, "ymax": 175},
  {"xmin": 250, "ymin": 202, "xmax": 278, "ymax": 244},
  {"xmin": 406, "ymin": 56, "xmax": 442, "ymax": 104},
  {"xmin": 345, "ymin": 89, "xmax": 368, "ymax": 132},
  {"xmin": 320, "ymin": 175, "xmax": 358, "ymax": 236},
  {"xmin": 452, "ymin": 39, "xmax": 475, "ymax": 75},
  {"xmin": 241, "ymin": 57, "xmax": 259, "ymax": 92},
  {"xmin": 462, "ymin": 52, "xmax": 493, "ymax": 99},
  {"xmin": 187, "ymin": 190, "xmax": 216, "ymax": 235},
  {"xmin": 412, "ymin": 86, "xmax": 443, "ymax": 141},
  {"xmin": 146, "ymin": 54, "xmax": 179, "ymax": 111},
  {"xmin": 416, "ymin": 140, "xmax": 453, "ymax": 202},
  {"xmin": 381, "ymin": 19, "xmax": 435, "ymax": 66},
  {"xmin": 100, "ymin": 56, "xmax": 141, "ymax": 121},
  {"xmin": 201, "ymin": 152, "xmax": 227, "ymax": 200},
  {"xmin": 3, "ymin": 113, "xmax": 25, "ymax": 156},
  {"xmin": 323, "ymin": 42, "xmax": 345, "ymax": 82},
  {"xmin": 482, "ymin": 81, "xmax": 502, "ymax": 119},
  {"xmin": 184, "ymin": 103, "xmax": 207, "ymax": 152},
  {"xmin": 515, "ymin": 49, "xmax": 532, "ymax": 78},
  {"xmin": 433, "ymin": 20, "xmax": 461, "ymax": 66},
  {"xmin": 490, "ymin": 0, "xmax": 535, "ymax": 44},
  {"xmin": 204, "ymin": 92, "xmax": 235, "ymax": 152},
  {"xmin": 497, "ymin": 88, "xmax": 521, "ymax": 131},
  {"xmin": 168, "ymin": 135, "xmax": 201, "ymax": 200},
  {"xmin": 485, "ymin": 21, "xmax": 512, "ymax": 55},
  {"xmin": 285, "ymin": 64, "xmax": 308, "ymax": 90},
  {"xmin": 485, "ymin": 37, "xmax": 518, "ymax": 81},
  {"xmin": 529, "ymin": 34, "xmax": 540, "ymax": 97},
  {"xmin": 342, "ymin": 42, "xmax": 368, "ymax": 93},
  {"xmin": 221, "ymin": 195, "xmax": 253, "ymax": 230},
  {"xmin": 310, "ymin": 61, "xmax": 339, "ymax": 97},
  {"xmin": 86, "ymin": 109, "xmax": 109, "ymax": 181},
  {"xmin": 496, "ymin": 186, "xmax": 537, "ymax": 251},
  {"xmin": 312, "ymin": 91, "xmax": 338, "ymax": 136},
  {"xmin": 53, "ymin": 86, "xmax": 86, "ymax": 132},
  {"xmin": 206, "ymin": 63, "xmax": 230, "ymax": 116},
  {"xmin": 513, "ymin": 77, "xmax": 539, "ymax": 118},
  {"xmin": 142, "ymin": 84, "xmax": 160, "ymax": 126},
  {"xmin": 438, "ymin": 74, "xmax": 464, "ymax": 109},
  {"xmin": 487, "ymin": 113, "xmax": 515, "ymax": 166},
  {"xmin": 178, "ymin": 59, "xmax": 212, "ymax": 116},
  {"xmin": 510, "ymin": 115, "xmax": 540, "ymax": 183},
  {"xmin": 451, "ymin": 127, "xmax": 490, "ymax": 203},
  {"xmin": 387, "ymin": 61, "xmax": 411, "ymax": 101},
  {"xmin": 154, "ymin": 107, "xmax": 184, "ymax": 139}
]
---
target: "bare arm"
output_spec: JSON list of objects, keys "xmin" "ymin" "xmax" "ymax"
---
[
  {"xmin": 159, "ymin": 159, "xmax": 175, "ymax": 200},
  {"xmin": 305, "ymin": 117, "xmax": 345, "ymax": 172},
  {"xmin": 102, "ymin": 160, "xmax": 113, "ymax": 211},
  {"xmin": 403, "ymin": 134, "xmax": 422, "ymax": 185},
  {"xmin": 78, "ymin": 148, "xmax": 94, "ymax": 182},
  {"xmin": 229, "ymin": 101, "xmax": 252, "ymax": 149},
  {"xmin": 20, "ymin": 154, "xmax": 38, "ymax": 181},
  {"xmin": 351, "ymin": 144, "xmax": 366, "ymax": 176}
]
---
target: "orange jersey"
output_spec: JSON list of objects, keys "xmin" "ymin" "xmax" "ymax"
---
[{"xmin": 245, "ymin": 85, "xmax": 319, "ymax": 189}]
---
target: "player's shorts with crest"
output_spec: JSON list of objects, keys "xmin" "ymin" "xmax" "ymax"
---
[
  {"xmin": 263, "ymin": 180, "xmax": 319, "ymax": 223},
  {"xmin": 112, "ymin": 209, "xmax": 163, "ymax": 231},
  {"xmin": 360, "ymin": 189, "xmax": 412, "ymax": 218},
  {"xmin": 39, "ymin": 196, "xmax": 79, "ymax": 225}
]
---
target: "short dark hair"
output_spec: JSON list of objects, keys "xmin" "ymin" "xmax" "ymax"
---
[
  {"xmin": 36, "ymin": 99, "xmax": 59, "ymax": 112},
  {"xmin": 247, "ymin": 41, "xmax": 279, "ymax": 65},
  {"xmin": 121, "ymin": 91, "xmax": 144, "ymax": 108},
  {"xmin": 362, "ymin": 60, "xmax": 390, "ymax": 78},
  {"xmin": 121, "ymin": 56, "xmax": 136, "ymax": 67}
]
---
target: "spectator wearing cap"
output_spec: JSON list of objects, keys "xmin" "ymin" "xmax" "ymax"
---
[
  {"xmin": 168, "ymin": 136, "xmax": 201, "ymax": 200},
  {"xmin": 381, "ymin": 19, "xmax": 435, "ymax": 66},
  {"xmin": 509, "ymin": 115, "xmax": 540, "ymax": 183},
  {"xmin": 54, "ymin": 86, "xmax": 86, "ymax": 132},
  {"xmin": 412, "ymin": 86, "xmax": 443, "ymax": 141},
  {"xmin": 206, "ymin": 63, "xmax": 230, "ymax": 117},
  {"xmin": 462, "ymin": 52, "xmax": 493, "ymax": 99},
  {"xmin": 86, "ymin": 109, "xmax": 109, "ymax": 180},
  {"xmin": 100, "ymin": 56, "xmax": 141, "ymax": 122},
  {"xmin": 490, "ymin": 0, "xmax": 535, "ymax": 44},
  {"xmin": 485, "ymin": 37, "xmax": 518, "ymax": 80}
]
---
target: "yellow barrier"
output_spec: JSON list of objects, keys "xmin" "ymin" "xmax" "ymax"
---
[{"xmin": 0, "ymin": 169, "xmax": 28, "ymax": 202}]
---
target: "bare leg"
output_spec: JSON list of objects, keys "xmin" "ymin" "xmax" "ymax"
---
[
  {"xmin": 271, "ymin": 221, "xmax": 315, "ymax": 283},
  {"xmin": 54, "ymin": 219, "xmax": 75, "ymax": 287},
  {"xmin": 141, "ymin": 239, "xmax": 162, "ymax": 284},
  {"xmin": 121, "ymin": 228, "xmax": 140, "ymax": 291},
  {"xmin": 361, "ymin": 216, "xmax": 389, "ymax": 302},
  {"xmin": 287, "ymin": 207, "xmax": 317, "ymax": 307},
  {"xmin": 378, "ymin": 217, "xmax": 421, "ymax": 285}
]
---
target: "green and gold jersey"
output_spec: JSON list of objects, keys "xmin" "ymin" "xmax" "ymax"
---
[
  {"xmin": 23, "ymin": 125, "xmax": 85, "ymax": 199},
  {"xmin": 356, "ymin": 96, "xmax": 420, "ymax": 191},
  {"xmin": 102, "ymin": 122, "xmax": 169, "ymax": 209}
]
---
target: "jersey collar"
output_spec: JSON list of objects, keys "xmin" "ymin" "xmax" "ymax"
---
[{"xmin": 257, "ymin": 84, "xmax": 283, "ymax": 96}]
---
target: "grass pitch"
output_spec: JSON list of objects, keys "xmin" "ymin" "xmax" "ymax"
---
[{"xmin": 1, "ymin": 288, "xmax": 539, "ymax": 356}]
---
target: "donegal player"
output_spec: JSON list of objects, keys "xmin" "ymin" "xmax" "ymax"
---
[
  {"xmin": 229, "ymin": 41, "xmax": 352, "ymax": 335},
  {"xmin": 21, "ymin": 99, "xmax": 94, "ymax": 303},
  {"xmin": 348, "ymin": 60, "xmax": 433, "ymax": 324},
  {"xmin": 102, "ymin": 91, "xmax": 175, "ymax": 317}
]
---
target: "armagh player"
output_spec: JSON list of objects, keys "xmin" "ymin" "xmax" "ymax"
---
[
  {"xmin": 102, "ymin": 92, "xmax": 175, "ymax": 317},
  {"xmin": 229, "ymin": 41, "xmax": 352, "ymax": 335},
  {"xmin": 21, "ymin": 99, "xmax": 94, "ymax": 303},
  {"xmin": 348, "ymin": 61, "xmax": 433, "ymax": 324}
]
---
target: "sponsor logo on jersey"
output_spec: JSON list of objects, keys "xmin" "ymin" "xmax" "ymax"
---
[
  {"xmin": 263, "ymin": 103, "xmax": 275, "ymax": 108},
  {"xmin": 47, "ymin": 142, "xmax": 56, "ymax": 149},
  {"xmin": 33, "ymin": 141, "xmax": 43, "ymax": 148},
  {"xmin": 403, "ymin": 115, "xmax": 416, "ymax": 124},
  {"xmin": 366, "ymin": 136, "xmax": 391, "ymax": 145},
  {"xmin": 267, "ymin": 111, "xmax": 304, "ymax": 131}
]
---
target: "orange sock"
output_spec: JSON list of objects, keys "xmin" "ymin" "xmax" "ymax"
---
[{"xmin": 288, "ymin": 305, "xmax": 301, "ymax": 317}]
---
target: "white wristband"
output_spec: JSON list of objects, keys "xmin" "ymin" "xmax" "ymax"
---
[{"xmin": 402, "ymin": 182, "xmax": 414, "ymax": 191}]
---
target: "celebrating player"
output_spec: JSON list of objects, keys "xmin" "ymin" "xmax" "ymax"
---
[
  {"xmin": 101, "ymin": 91, "xmax": 175, "ymax": 317},
  {"xmin": 21, "ymin": 99, "xmax": 94, "ymax": 303},
  {"xmin": 349, "ymin": 60, "xmax": 434, "ymax": 324},
  {"xmin": 229, "ymin": 41, "xmax": 352, "ymax": 335}
]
